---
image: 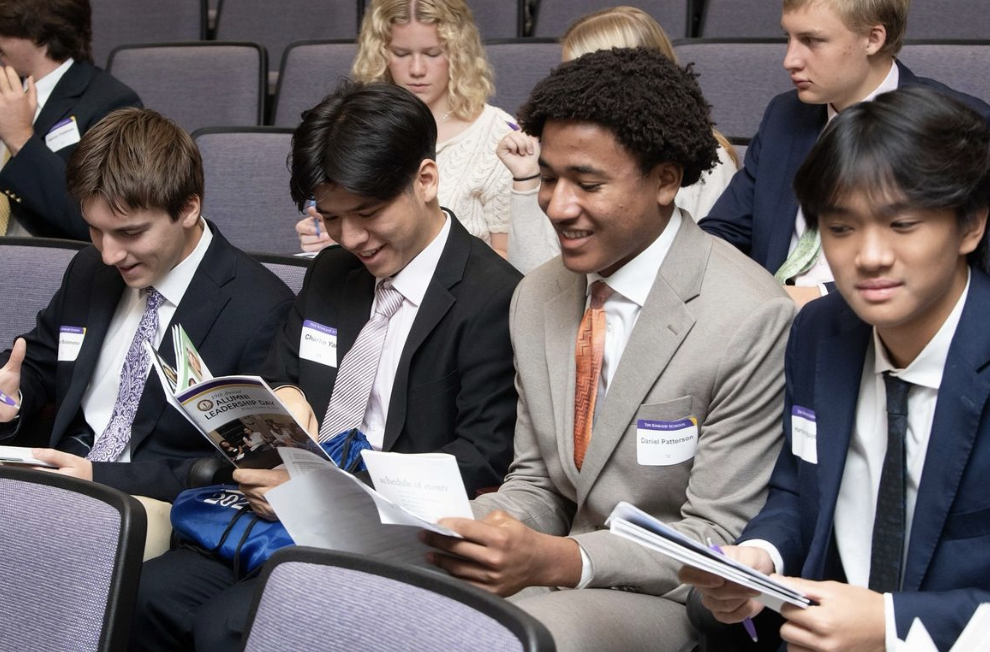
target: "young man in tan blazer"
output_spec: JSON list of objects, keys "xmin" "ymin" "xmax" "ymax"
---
[{"xmin": 423, "ymin": 48, "xmax": 795, "ymax": 651}]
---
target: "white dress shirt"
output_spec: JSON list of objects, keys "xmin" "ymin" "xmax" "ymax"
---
[
  {"xmin": 790, "ymin": 62, "xmax": 900, "ymax": 292},
  {"xmin": 4, "ymin": 58, "xmax": 75, "ymax": 237},
  {"xmin": 80, "ymin": 221, "xmax": 213, "ymax": 460},
  {"xmin": 359, "ymin": 211, "xmax": 451, "ymax": 450}
]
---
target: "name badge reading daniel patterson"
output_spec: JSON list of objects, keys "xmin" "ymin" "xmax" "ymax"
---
[{"xmin": 637, "ymin": 417, "xmax": 698, "ymax": 466}]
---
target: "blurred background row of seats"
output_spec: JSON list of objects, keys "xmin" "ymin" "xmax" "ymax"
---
[{"xmin": 90, "ymin": 0, "xmax": 990, "ymax": 73}]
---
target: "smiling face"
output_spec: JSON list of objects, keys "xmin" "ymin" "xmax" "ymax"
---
[
  {"xmin": 387, "ymin": 20, "xmax": 450, "ymax": 112},
  {"xmin": 536, "ymin": 120, "xmax": 680, "ymax": 277},
  {"xmin": 820, "ymin": 187, "xmax": 986, "ymax": 363},
  {"xmin": 315, "ymin": 159, "xmax": 444, "ymax": 278},
  {"xmin": 83, "ymin": 196, "xmax": 203, "ymax": 289},
  {"xmin": 781, "ymin": 2, "xmax": 887, "ymax": 112}
]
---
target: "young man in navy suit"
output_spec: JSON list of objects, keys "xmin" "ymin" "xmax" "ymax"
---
[
  {"xmin": 0, "ymin": 107, "xmax": 294, "ymax": 501},
  {"xmin": 132, "ymin": 80, "xmax": 521, "ymax": 652},
  {"xmin": 682, "ymin": 87, "xmax": 990, "ymax": 651},
  {"xmin": 699, "ymin": 0, "xmax": 990, "ymax": 309},
  {"xmin": 0, "ymin": 0, "xmax": 142, "ymax": 240}
]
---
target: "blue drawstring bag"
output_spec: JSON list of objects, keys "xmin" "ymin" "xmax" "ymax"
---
[{"xmin": 170, "ymin": 430, "xmax": 372, "ymax": 576}]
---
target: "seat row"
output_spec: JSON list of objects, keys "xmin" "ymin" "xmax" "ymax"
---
[{"xmin": 90, "ymin": 0, "xmax": 990, "ymax": 71}]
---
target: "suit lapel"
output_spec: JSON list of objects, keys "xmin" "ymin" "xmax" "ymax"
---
[
  {"xmin": 767, "ymin": 106, "xmax": 825, "ymax": 268},
  {"xmin": 576, "ymin": 219, "xmax": 706, "ymax": 501},
  {"xmin": 806, "ymin": 310, "xmax": 870, "ymax": 574},
  {"xmin": 52, "ymin": 263, "xmax": 124, "ymax": 440},
  {"xmin": 382, "ymin": 217, "xmax": 467, "ymax": 450},
  {"xmin": 544, "ymin": 269, "xmax": 584, "ymax": 486},
  {"xmin": 34, "ymin": 62, "xmax": 91, "ymax": 136},
  {"xmin": 904, "ymin": 276, "xmax": 990, "ymax": 590}
]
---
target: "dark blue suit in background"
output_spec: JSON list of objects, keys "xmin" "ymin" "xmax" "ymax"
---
[
  {"xmin": 740, "ymin": 267, "xmax": 990, "ymax": 651},
  {"xmin": 699, "ymin": 61, "xmax": 990, "ymax": 273}
]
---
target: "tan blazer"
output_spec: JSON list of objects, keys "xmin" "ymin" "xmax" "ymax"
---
[{"xmin": 477, "ymin": 216, "xmax": 794, "ymax": 599}]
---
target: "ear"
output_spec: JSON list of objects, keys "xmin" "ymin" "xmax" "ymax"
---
[
  {"xmin": 414, "ymin": 158, "xmax": 440, "ymax": 204},
  {"xmin": 864, "ymin": 24, "xmax": 887, "ymax": 56},
  {"xmin": 178, "ymin": 195, "xmax": 202, "ymax": 228},
  {"xmin": 653, "ymin": 162, "xmax": 683, "ymax": 209},
  {"xmin": 959, "ymin": 207, "xmax": 988, "ymax": 257}
]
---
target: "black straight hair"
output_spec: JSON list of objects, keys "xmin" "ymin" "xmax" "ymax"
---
[
  {"xmin": 794, "ymin": 86, "xmax": 990, "ymax": 271},
  {"xmin": 289, "ymin": 79, "xmax": 437, "ymax": 210}
]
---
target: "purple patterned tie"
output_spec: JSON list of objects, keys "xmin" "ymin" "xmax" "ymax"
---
[
  {"xmin": 87, "ymin": 288, "xmax": 165, "ymax": 462},
  {"xmin": 319, "ymin": 280, "xmax": 404, "ymax": 442}
]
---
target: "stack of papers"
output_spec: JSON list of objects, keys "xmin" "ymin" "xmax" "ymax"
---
[{"xmin": 606, "ymin": 501, "xmax": 812, "ymax": 612}]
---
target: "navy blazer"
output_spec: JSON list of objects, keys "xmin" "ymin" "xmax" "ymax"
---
[
  {"xmin": 699, "ymin": 61, "xmax": 990, "ymax": 274},
  {"xmin": 0, "ymin": 61, "xmax": 141, "ymax": 240},
  {"xmin": 0, "ymin": 225, "xmax": 294, "ymax": 501},
  {"xmin": 741, "ymin": 268, "xmax": 990, "ymax": 651},
  {"xmin": 262, "ymin": 215, "xmax": 521, "ymax": 495}
]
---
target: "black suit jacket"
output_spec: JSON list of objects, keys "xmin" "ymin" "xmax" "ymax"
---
[
  {"xmin": 0, "ymin": 224, "xmax": 294, "ymax": 500},
  {"xmin": 263, "ymin": 215, "xmax": 521, "ymax": 495},
  {"xmin": 0, "ymin": 61, "xmax": 141, "ymax": 240}
]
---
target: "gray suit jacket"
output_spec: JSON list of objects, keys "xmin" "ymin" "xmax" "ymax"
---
[{"xmin": 476, "ymin": 216, "xmax": 793, "ymax": 599}]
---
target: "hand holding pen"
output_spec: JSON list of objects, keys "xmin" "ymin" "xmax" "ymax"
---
[{"xmin": 707, "ymin": 538, "xmax": 759, "ymax": 642}]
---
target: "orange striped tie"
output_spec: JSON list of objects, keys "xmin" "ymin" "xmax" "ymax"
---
[{"xmin": 573, "ymin": 280, "xmax": 613, "ymax": 470}]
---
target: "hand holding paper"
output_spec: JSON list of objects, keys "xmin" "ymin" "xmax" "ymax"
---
[
  {"xmin": 679, "ymin": 543, "xmax": 773, "ymax": 624},
  {"xmin": 424, "ymin": 510, "xmax": 584, "ymax": 597}
]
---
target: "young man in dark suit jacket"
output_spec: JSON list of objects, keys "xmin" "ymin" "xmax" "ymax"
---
[
  {"xmin": 0, "ymin": 107, "xmax": 294, "ymax": 502},
  {"xmin": 0, "ymin": 0, "xmax": 141, "ymax": 240},
  {"xmin": 131, "ymin": 81, "xmax": 521, "ymax": 652},
  {"xmin": 699, "ymin": 0, "xmax": 990, "ymax": 309},
  {"xmin": 683, "ymin": 87, "xmax": 990, "ymax": 651}
]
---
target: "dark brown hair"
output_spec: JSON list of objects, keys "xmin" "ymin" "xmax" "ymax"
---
[
  {"xmin": 67, "ymin": 108, "xmax": 204, "ymax": 221},
  {"xmin": 0, "ymin": 0, "xmax": 93, "ymax": 63}
]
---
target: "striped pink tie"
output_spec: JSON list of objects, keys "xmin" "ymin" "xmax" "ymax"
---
[{"xmin": 318, "ymin": 280, "xmax": 404, "ymax": 442}]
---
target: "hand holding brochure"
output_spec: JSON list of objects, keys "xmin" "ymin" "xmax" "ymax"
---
[
  {"xmin": 0, "ymin": 445, "xmax": 57, "ymax": 468},
  {"xmin": 605, "ymin": 501, "xmax": 812, "ymax": 612},
  {"xmin": 147, "ymin": 324, "xmax": 331, "ymax": 469}
]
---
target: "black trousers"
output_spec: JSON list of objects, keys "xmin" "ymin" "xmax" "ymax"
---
[{"xmin": 129, "ymin": 548, "xmax": 260, "ymax": 652}]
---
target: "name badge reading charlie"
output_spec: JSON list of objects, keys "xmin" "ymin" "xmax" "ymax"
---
[
  {"xmin": 57, "ymin": 326, "xmax": 86, "ymax": 362},
  {"xmin": 299, "ymin": 320, "xmax": 337, "ymax": 367},
  {"xmin": 637, "ymin": 417, "xmax": 699, "ymax": 466},
  {"xmin": 45, "ymin": 117, "xmax": 82, "ymax": 152},
  {"xmin": 790, "ymin": 406, "xmax": 818, "ymax": 464}
]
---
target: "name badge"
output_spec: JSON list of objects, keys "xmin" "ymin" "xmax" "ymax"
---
[
  {"xmin": 299, "ymin": 320, "xmax": 337, "ymax": 367},
  {"xmin": 45, "ymin": 117, "xmax": 82, "ymax": 152},
  {"xmin": 636, "ymin": 417, "xmax": 698, "ymax": 466},
  {"xmin": 791, "ymin": 406, "xmax": 818, "ymax": 464},
  {"xmin": 57, "ymin": 326, "xmax": 86, "ymax": 362}
]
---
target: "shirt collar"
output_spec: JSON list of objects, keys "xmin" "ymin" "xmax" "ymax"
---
[
  {"xmin": 872, "ymin": 268, "xmax": 970, "ymax": 390},
  {"xmin": 379, "ymin": 209, "xmax": 451, "ymax": 307},
  {"xmin": 154, "ymin": 219, "xmax": 213, "ymax": 307},
  {"xmin": 31, "ymin": 58, "xmax": 74, "ymax": 115},
  {"xmin": 586, "ymin": 208, "xmax": 683, "ymax": 307},
  {"xmin": 827, "ymin": 60, "xmax": 899, "ymax": 123}
]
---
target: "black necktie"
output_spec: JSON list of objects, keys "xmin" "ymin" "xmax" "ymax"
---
[{"xmin": 869, "ymin": 372, "xmax": 911, "ymax": 592}]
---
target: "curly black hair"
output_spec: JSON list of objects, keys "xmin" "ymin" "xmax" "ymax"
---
[{"xmin": 518, "ymin": 47, "xmax": 718, "ymax": 186}]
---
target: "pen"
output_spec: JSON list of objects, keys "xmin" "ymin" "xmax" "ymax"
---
[
  {"xmin": 0, "ymin": 390, "xmax": 20, "ymax": 410},
  {"xmin": 707, "ymin": 537, "xmax": 759, "ymax": 643},
  {"xmin": 507, "ymin": 120, "xmax": 519, "ymax": 131},
  {"xmin": 304, "ymin": 198, "xmax": 320, "ymax": 236}
]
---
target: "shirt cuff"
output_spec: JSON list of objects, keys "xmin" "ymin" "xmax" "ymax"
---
[
  {"xmin": 884, "ymin": 593, "xmax": 897, "ymax": 651},
  {"xmin": 738, "ymin": 539, "xmax": 785, "ymax": 575},
  {"xmin": 817, "ymin": 283, "xmax": 829, "ymax": 297},
  {"xmin": 572, "ymin": 541, "xmax": 595, "ymax": 589}
]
